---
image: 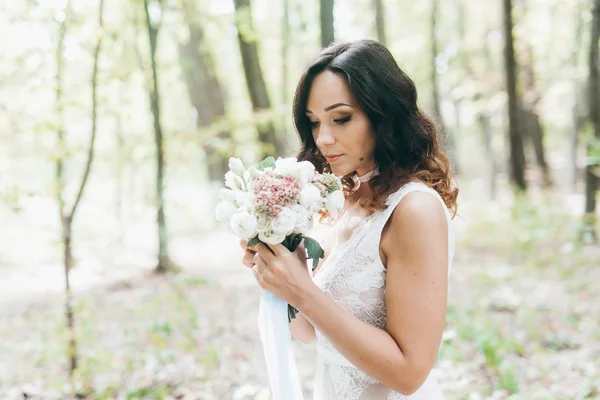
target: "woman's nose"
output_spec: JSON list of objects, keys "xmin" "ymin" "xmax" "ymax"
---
[{"xmin": 315, "ymin": 125, "xmax": 335, "ymax": 147}]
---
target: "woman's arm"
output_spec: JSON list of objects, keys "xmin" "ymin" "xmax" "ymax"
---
[
  {"xmin": 289, "ymin": 312, "xmax": 316, "ymax": 344},
  {"xmin": 297, "ymin": 192, "xmax": 449, "ymax": 395}
]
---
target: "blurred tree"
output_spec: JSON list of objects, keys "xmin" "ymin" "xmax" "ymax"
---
[
  {"xmin": 373, "ymin": 0, "xmax": 386, "ymax": 46},
  {"xmin": 320, "ymin": 0, "xmax": 334, "ymax": 48},
  {"xmin": 143, "ymin": 0, "xmax": 172, "ymax": 273},
  {"xmin": 281, "ymin": 0, "xmax": 290, "ymax": 129},
  {"xmin": 431, "ymin": 0, "xmax": 458, "ymax": 173},
  {"xmin": 518, "ymin": 105, "xmax": 551, "ymax": 186},
  {"xmin": 178, "ymin": 0, "xmax": 229, "ymax": 181},
  {"xmin": 54, "ymin": 0, "xmax": 105, "ymax": 378},
  {"xmin": 233, "ymin": 0, "xmax": 284, "ymax": 159},
  {"xmin": 457, "ymin": 1, "xmax": 499, "ymax": 198},
  {"xmin": 54, "ymin": 2, "xmax": 77, "ymax": 378},
  {"xmin": 503, "ymin": 0, "xmax": 527, "ymax": 191},
  {"xmin": 583, "ymin": 0, "xmax": 599, "ymax": 241},
  {"xmin": 518, "ymin": 0, "xmax": 551, "ymax": 187},
  {"xmin": 569, "ymin": 0, "xmax": 586, "ymax": 190}
]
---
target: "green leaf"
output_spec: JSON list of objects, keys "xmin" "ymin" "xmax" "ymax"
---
[
  {"xmin": 258, "ymin": 156, "xmax": 275, "ymax": 171},
  {"xmin": 288, "ymin": 305, "xmax": 298, "ymax": 322},
  {"xmin": 304, "ymin": 236, "xmax": 325, "ymax": 270},
  {"xmin": 248, "ymin": 236, "xmax": 260, "ymax": 246},
  {"xmin": 282, "ymin": 233, "xmax": 303, "ymax": 252}
]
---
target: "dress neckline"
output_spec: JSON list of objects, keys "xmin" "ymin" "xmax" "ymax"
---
[{"xmin": 315, "ymin": 182, "xmax": 427, "ymax": 277}]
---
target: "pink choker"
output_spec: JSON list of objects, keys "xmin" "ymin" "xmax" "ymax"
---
[{"xmin": 356, "ymin": 168, "xmax": 379, "ymax": 182}]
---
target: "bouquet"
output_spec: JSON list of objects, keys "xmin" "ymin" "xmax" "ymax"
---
[
  {"xmin": 215, "ymin": 156, "xmax": 344, "ymax": 400},
  {"xmin": 216, "ymin": 155, "xmax": 344, "ymax": 319}
]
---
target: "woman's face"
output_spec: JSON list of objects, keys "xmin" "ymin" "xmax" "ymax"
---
[{"xmin": 306, "ymin": 70, "xmax": 376, "ymax": 177}]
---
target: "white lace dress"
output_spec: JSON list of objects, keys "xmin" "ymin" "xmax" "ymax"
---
[{"xmin": 311, "ymin": 182, "xmax": 454, "ymax": 400}]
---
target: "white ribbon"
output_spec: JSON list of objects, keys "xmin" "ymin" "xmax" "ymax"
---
[{"xmin": 258, "ymin": 290, "xmax": 304, "ymax": 400}]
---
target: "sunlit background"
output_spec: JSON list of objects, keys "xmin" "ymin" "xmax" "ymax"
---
[{"xmin": 1, "ymin": 0, "xmax": 599, "ymax": 398}]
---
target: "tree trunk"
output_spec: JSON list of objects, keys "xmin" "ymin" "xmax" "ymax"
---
[
  {"xmin": 478, "ymin": 104, "xmax": 497, "ymax": 200},
  {"xmin": 281, "ymin": 0, "xmax": 290, "ymax": 133},
  {"xmin": 373, "ymin": 0, "xmax": 386, "ymax": 46},
  {"xmin": 583, "ymin": 0, "xmax": 600, "ymax": 241},
  {"xmin": 178, "ymin": 1, "xmax": 229, "ymax": 181},
  {"xmin": 528, "ymin": 111, "xmax": 551, "ymax": 187},
  {"xmin": 233, "ymin": 0, "xmax": 285, "ymax": 159},
  {"xmin": 503, "ymin": 0, "xmax": 527, "ymax": 191},
  {"xmin": 115, "ymin": 107, "xmax": 124, "ymax": 248},
  {"xmin": 55, "ymin": 14, "xmax": 78, "ymax": 376},
  {"xmin": 144, "ymin": 0, "xmax": 170, "ymax": 273},
  {"xmin": 431, "ymin": 0, "xmax": 458, "ymax": 173},
  {"xmin": 518, "ymin": 104, "xmax": 551, "ymax": 186},
  {"xmin": 56, "ymin": 0, "xmax": 104, "ymax": 378},
  {"xmin": 519, "ymin": 0, "xmax": 552, "ymax": 187},
  {"xmin": 320, "ymin": 0, "xmax": 334, "ymax": 48},
  {"xmin": 569, "ymin": 1, "xmax": 585, "ymax": 190}
]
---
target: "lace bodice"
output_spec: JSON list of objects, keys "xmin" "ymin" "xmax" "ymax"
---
[{"xmin": 311, "ymin": 182, "xmax": 454, "ymax": 400}]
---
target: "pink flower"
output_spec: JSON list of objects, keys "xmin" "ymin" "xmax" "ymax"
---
[{"xmin": 252, "ymin": 172, "xmax": 301, "ymax": 219}]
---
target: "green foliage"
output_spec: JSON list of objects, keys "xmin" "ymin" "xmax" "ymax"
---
[
  {"xmin": 248, "ymin": 235, "xmax": 260, "ymax": 246},
  {"xmin": 257, "ymin": 156, "xmax": 275, "ymax": 171},
  {"xmin": 281, "ymin": 232, "xmax": 303, "ymax": 252},
  {"xmin": 583, "ymin": 123, "xmax": 600, "ymax": 167},
  {"xmin": 126, "ymin": 384, "xmax": 171, "ymax": 399},
  {"xmin": 498, "ymin": 360, "xmax": 520, "ymax": 393},
  {"xmin": 233, "ymin": 4, "xmax": 259, "ymax": 43},
  {"xmin": 304, "ymin": 236, "xmax": 325, "ymax": 270}
]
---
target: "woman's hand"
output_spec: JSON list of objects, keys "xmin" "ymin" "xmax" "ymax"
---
[
  {"xmin": 240, "ymin": 238, "xmax": 257, "ymax": 269},
  {"xmin": 240, "ymin": 238, "xmax": 308, "ymax": 270},
  {"xmin": 249, "ymin": 242, "xmax": 316, "ymax": 308}
]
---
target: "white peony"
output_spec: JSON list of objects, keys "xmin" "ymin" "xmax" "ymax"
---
[
  {"xmin": 215, "ymin": 201, "xmax": 237, "ymax": 223},
  {"xmin": 274, "ymin": 157, "xmax": 315, "ymax": 184},
  {"xmin": 229, "ymin": 210, "xmax": 258, "ymax": 239},
  {"xmin": 271, "ymin": 207, "xmax": 297, "ymax": 236},
  {"xmin": 297, "ymin": 161, "xmax": 316, "ymax": 183},
  {"xmin": 274, "ymin": 157, "xmax": 298, "ymax": 177},
  {"xmin": 325, "ymin": 190, "xmax": 345, "ymax": 218},
  {"xmin": 256, "ymin": 215, "xmax": 271, "ymax": 233},
  {"xmin": 291, "ymin": 205, "xmax": 311, "ymax": 233},
  {"xmin": 228, "ymin": 157, "xmax": 246, "ymax": 176},
  {"xmin": 219, "ymin": 188, "xmax": 237, "ymax": 203},
  {"xmin": 225, "ymin": 170, "xmax": 246, "ymax": 191},
  {"xmin": 258, "ymin": 229, "xmax": 287, "ymax": 245},
  {"xmin": 299, "ymin": 184, "xmax": 322, "ymax": 213},
  {"xmin": 235, "ymin": 190, "xmax": 255, "ymax": 209}
]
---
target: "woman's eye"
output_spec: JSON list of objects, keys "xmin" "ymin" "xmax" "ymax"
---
[
  {"xmin": 310, "ymin": 121, "xmax": 320, "ymax": 128},
  {"xmin": 334, "ymin": 116, "xmax": 351, "ymax": 124}
]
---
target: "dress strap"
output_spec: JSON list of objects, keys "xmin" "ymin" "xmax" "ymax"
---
[{"xmin": 371, "ymin": 182, "xmax": 455, "ymax": 273}]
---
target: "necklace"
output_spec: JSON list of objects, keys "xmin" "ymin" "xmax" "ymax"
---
[
  {"xmin": 350, "ymin": 167, "xmax": 379, "ymax": 191},
  {"xmin": 356, "ymin": 167, "xmax": 379, "ymax": 182}
]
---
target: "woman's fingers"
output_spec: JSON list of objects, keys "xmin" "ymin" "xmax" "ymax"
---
[
  {"xmin": 242, "ymin": 250, "xmax": 256, "ymax": 268},
  {"xmin": 240, "ymin": 238, "xmax": 258, "ymax": 268}
]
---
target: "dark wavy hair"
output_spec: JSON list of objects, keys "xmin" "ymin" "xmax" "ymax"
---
[{"xmin": 292, "ymin": 40, "xmax": 458, "ymax": 217}]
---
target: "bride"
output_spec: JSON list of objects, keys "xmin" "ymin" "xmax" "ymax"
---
[{"xmin": 240, "ymin": 39, "xmax": 458, "ymax": 399}]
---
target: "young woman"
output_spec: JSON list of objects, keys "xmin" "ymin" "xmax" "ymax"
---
[{"xmin": 240, "ymin": 40, "xmax": 458, "ymax": 400}]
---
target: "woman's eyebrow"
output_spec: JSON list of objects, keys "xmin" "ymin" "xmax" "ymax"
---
[{"xmin": 306, "ymin": 103, "xmax": 355, "ymax": 114}]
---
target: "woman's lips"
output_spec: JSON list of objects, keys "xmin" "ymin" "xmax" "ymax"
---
[{"xmin": 325, "ymin": 154, "xmax": 343, "ymax": 163}]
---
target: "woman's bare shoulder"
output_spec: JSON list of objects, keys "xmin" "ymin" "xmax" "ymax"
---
[{"xmin": 380, "ymin": 190, "xmax": 448, "ymax": 264}]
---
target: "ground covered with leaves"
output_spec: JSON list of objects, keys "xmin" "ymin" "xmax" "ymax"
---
[{"xmin": 1, "ymin": 190, "xmax": 599, "ymax": 400}]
